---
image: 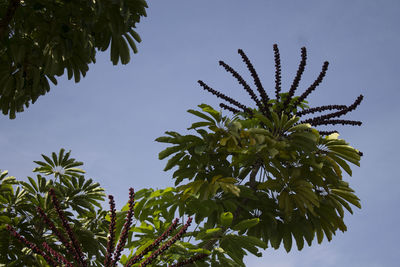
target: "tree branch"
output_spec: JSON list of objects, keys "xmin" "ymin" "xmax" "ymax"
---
[{"xmin": 0, "ymin": 0, "xmax": 20, "ymax": 40}]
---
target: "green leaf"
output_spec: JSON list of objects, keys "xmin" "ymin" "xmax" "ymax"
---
[
  {"xmin": 187, "ymin": 109, "xmax": 215, "ymax": 123},
  {"xmin": 188, "ymin": 121, "xmax": 213, "ymax": 130},
  {"xmin": 197, "ymin": 228, "xmax": 223, "ymax": 240},
  {"xmin": 158, "ymin": 145, "xmax": 182, "ymax": 160},
  {"xmin": 164, "ymin": 152, "xmax": 185, "ymax": 171},
  {"xmin": 328, "ymin": 149, "xmax": 360, "ymax": 166},
  {"xmin": 288, "ymin": 123, "xmax": 311, "ymax": 132},
  {"xmin": 330, "ymin": 189, "xmax": 361, "ymax": 209},
  {"xmin": 282, "ymin": 227, "xmax": 292, "ymax": 252},
  {"xmin": 253, "ymin": 113, "xmax": 274, "ymax": 130},
  {"xmin": 232, "ymin": 218, "xmax": 260, "ymax": 231},
  {"xmin": 329, "ymin": 154, "xmax": 352, "ymax": 176}
]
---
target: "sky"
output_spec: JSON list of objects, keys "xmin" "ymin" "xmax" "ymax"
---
[{"xmin": 1, "ymin": 0, "xmax": 399, "ymax": 266}]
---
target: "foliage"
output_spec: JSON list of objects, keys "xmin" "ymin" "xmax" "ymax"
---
[
  {"xmin": 0, "ymin": 0, "xmax": 148, "ymax": 118},
  {"xmin": 154, "ymin": 103, "xmax": 362, "ymax": 266},
  {"xmin": 0, "ymin": 149, "xmax": 107, "ymax": 266},
  {"xmin": 150, "ymin": 44, "xmax": 363, "ymax": 266},
  {"xmin": 7, "ymin": 187, "xmax": 205, "ymax": 267},
  {"xmin": 0, "ymin": 45, "xmax": 364, "ymax": 266}
]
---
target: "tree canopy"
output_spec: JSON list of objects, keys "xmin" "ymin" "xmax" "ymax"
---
[
  {"xmin": 1, "ymin": 45, "xmax": 364, "ymax": 266},
  {"xmin": 0, "ymin": 0, "xmax": 148, "ymax": 118}
]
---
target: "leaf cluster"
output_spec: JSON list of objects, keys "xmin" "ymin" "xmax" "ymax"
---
[
  {"xmin": 153, "ymin": 103, "xmax": 362, "ymax": 265},
  {"xmin": 0, "ymin": 0, "xmax": 148, "ymax": 118},
  {"xmin": 0, "ymin": 149, "xmax": 107, "ymax": 266}
]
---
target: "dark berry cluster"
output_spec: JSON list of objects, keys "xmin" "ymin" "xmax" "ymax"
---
[
  {"xmin": 238, "ymin": 49, "xmax": 270, "ymax": 112},
  {"xmin": 6, "ymin": 225, "xmax": 59, "ymax": 267},
  {"xmin": 125, "ymin": 218, "xmax": 179, "ymax": 266},
  {"xmin": 7, "ymin": 189, "xmax": 206, "ymax": 267},
  {"xmin": 197, "ymin": 44, "xmax": 363, "ymax": 135},
  {"xmin": 219, "ymin": 103, "xmax": 241, "ymax": 113},
  {"xmin": 104, "ymin": 195, "xmax": 117, "ymax": 267},
  {"xmin": 112, "ymin": 188, "xmax": 135, "ymax": 266},
  {"xmin": 49, "ymin": 188, "xmax": 87, "ymax": 266},
  {"xmin": 292, "ymin": 61, "xmax": 329, "ymax": 108},
  {"xmin": 282, "ymin": 47, "xmax": 307, "ymax": 110},
  {"xmin": 300, "ymin": 95, "xmax": 363, "ymax": 124},
  {"xmin": 300, "ymin": 95, "xmax": 364, "ymax": 129},
  {"xmin": 308, "ymin": 119, "xmax": 362, "ymax": 126},
  {"xmin": 296, "ymin": 105, "xmax": 347, "ymax": 116},
  {"xmin": 198, "ymin": 80, "xmax": 252, "ymax": 114},
  {"xmin": 42, "ymin": 242, "xmax": 73, "ymax": 267},
  {"xmin": 318, "ymin": 130, "xmax": 339, "ymax": 136},
  {"xmin": 139, "ymin": 217, "xmax": 193, "ymax": 267},
  {"xmin": 219, "ymin": 60, "xmax": 264, "ymax": 112},
  {"xmin": 37, "ymin": 206, "xmax": 76, "ymax": 266},
  {"xmin": 273, "ymin": 44, "xmax": 282, "ymax": 101}
]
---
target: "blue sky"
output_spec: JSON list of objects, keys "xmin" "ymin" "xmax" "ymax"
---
[{"xmin": 1, "ymin": 1, "xmax": 399, "ymax": 266}]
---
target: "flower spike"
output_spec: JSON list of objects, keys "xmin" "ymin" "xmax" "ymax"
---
[
  {"xmin": 198, "ymin": 45, "xmax": 363, "ymax": 134},
  {"xmin": 198, "ymin": 80, "xmax": 252, "ymax": 113},
  {"xmin": 238, "ymin": 49, "xmax": 270, "ymax": 112},
  {"xmin": 292, "ymin": 61, "xmax": 329, "ymax": 108},
  {"xmin": 219, "ymin": 60, "xmax": 264, "ymax": 113},
  {"xmin": 49, "ymin": 188, "xmax": 87, "ymax": 267},
  {"xmin": 112, "ymin": 188, "xmax": 135, "ymax": 266},
  {"xmin": 282, "ymin": 46, "xmax": 307, "ymax": 110},
  {"xmin": 273, "ymin": 44, "xmax": 282, "ymax": 101},
  {"xmin": 104, "ymin": 195, "xmax": 117, "ymax": 267}
]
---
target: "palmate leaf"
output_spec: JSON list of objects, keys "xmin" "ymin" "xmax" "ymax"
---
[
  {"xmin": 187, "ymin": 109, "xmax": 216, "ymax": 123},
  {"xmin": 220, "ymin": 234, "xmax": 266, "ymax": 266},
  {"xmin": 33, "ymin": 148, "xmax": 85, "ymax": 179},
  {"xmin": 232, "ymin": 218, "xmax": 259, "ymax": 231},
  {"xmin": 319, "ymin": 134, "xmax": 361, "ymax": 177}
]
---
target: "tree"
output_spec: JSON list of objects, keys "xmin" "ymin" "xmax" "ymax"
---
[
  {"xmin": 1, "ymin": 150, "xmax": 209, "ymax": 266},
  {"xmin": 7, "ymin": 187, "xmax": 205, "ymax": 267},
  {"xmin": 150, "ymin": 45, "xmax": 363, "ymax": 265},
  {"xmin": 0, "ymin": 149, "xmax": 108, "ymax": 266},
  {"xmin": 0, "ymin": 0, "xmax": 148, "ymax": 118},
  {"xmin": 1, "ymin": 45, "xmax": 364, "ymax": 266}
]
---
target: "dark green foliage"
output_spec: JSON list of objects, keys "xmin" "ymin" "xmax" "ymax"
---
[
  {"xmin": 7, "ymin": 187, "xmax": 205, "ymax": 267},
  {"xmin": 0, "ymin": 46, "xmax": 364, "ymax": 266},
  {"xmin": 0, "ymin": 149, "xmax": 107, "ymax": 266},
  {"xmin": 0, "ymin": 0, "xmax": 148, "ymax": 118},
  {"xmin": 2, "ymin": 151, "xmax": 209, "ymax": 267},
  {"xmin": 155, "ymin": 100, "xmax": 362, "ymax": 265}
]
